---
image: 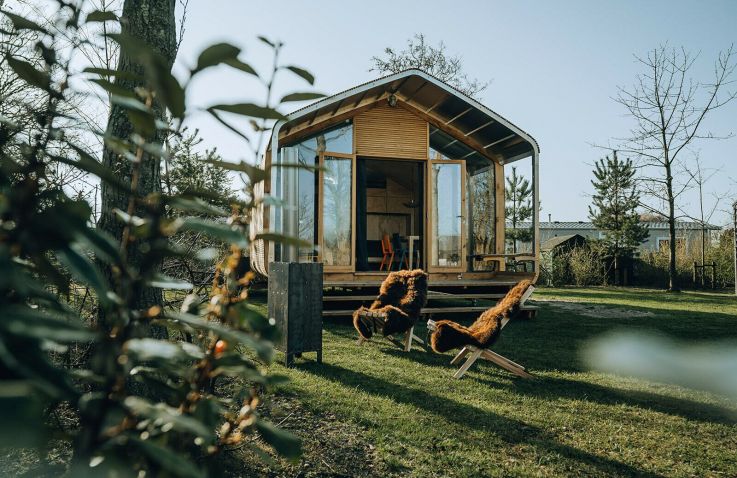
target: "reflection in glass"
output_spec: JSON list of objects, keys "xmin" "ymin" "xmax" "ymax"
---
[
  {"xmin": 297, "ymin": 144, "xmax": 317, "ymax": 261},
  {"xmin": 469, "ymin": 167, "xmax": 496, "ymax": 270},
  {"xmin": 505, "ymin": 165, "xmax": 533, "ymax": 254},
  {"xmin": 431, "ymin": 163, "xmax": 462, "ymax": 267},
  {"xmin": 287, "ymin": 122, "xmax": 352, "ymax": 262},
  {"xmin": 322, "ymin": 156, "xmax": 352, "ymax": 266}
]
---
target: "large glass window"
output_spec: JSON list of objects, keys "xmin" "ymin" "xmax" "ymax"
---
[
  {"xmin": 469, "ymin": 167, "xmax": 496, "ymax": 270},
  {"xmin": 431, "ymin": 162, "xmax": 463, "ymax": 268},
  {"xmin": 322, "ymin": 155, "xmax": 353, "ymax": 267},
  {"xmin": 286, "ymin": 122, "xmax": 353, "ymax": 262},
  {"xmin": 505, "ymin": 162, "xmax": 534, "ymax": 255}
]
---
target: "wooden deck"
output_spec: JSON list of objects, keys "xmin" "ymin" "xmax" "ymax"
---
[{"xmin": 322, "ymin": 274, "xmax": 536, "ymax": 318}]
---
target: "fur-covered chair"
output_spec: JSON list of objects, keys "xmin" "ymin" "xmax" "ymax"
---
[
  {"xmin": 428, "ymin": 280, "xmax": 535, "ymax": 379},
  {"xmin": 353, "ymin": 269, "xmax": 428, "ymax": 351}
]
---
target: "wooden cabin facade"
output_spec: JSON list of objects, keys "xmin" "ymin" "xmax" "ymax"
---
[{"xmin": 250, "ymin": 69, "xmax": 540, "ymax": 296}]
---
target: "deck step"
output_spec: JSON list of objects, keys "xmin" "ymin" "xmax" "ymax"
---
[
  {"xmin": 323, "ymin": 293, "xmax": 505, "ymax": 302},
  {"xmin": 323, "ymin": 306, "xmax": 492, "ymax": 317},
  {"xmin": 324, "ymin": 279, "xmax": 519, "ymax": 288}
]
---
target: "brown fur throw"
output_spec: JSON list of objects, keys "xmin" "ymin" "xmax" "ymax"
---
[
  {"xmin": 429, "ymin": 280, "xmax": 532, "ymax": 353},
  {"xmin": 353, "ymin": 269, "xmax": 428, "ymax": 339}
]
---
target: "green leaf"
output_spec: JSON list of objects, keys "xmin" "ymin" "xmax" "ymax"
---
[
  {"xmin": 205, "ymin": 159, "xmax": 267, "ymax": 183},
  {"xmin": 124, "ymin": 338, "xmax": 203, "ymax": 362},
  {"xmin": 279, "ymin": 92, "xmax": 326, "ymax": 103},
  {"xmin": 1, "ymin": 10, "xmax": 46, "ymax": 33},
  {"xmin": 155, "ymin": 70, "xmax": 186, "ymax": 119},
  {"xmin": 164, "ymin": 312, "xmax": 274, "ymax": 362},
  {"xmin": 257, "ymin": 36, "xmax": 276, "ymax": 48},
  {"xmin": 111, "ymin": 94, "xmax": 150, "ymax": 113},
  {"xmin": 224, "ymin": 58, "xmax": 258, "ymax": 76},
  {"xmin": 255, "ymin": 233, "xmax": 311, "ymax": 249},
  {"xmin": 56, "ymin": 245, "xmax": 113, "ymax": 307},
  {"xmin": 128, "ymin": 436, "xmax": 206, "ymax": 478},
  {"xmin": 89, "ymin": 78, "xmax": 136, "ymax": 98},
  {"xmin": 193, "ymin": 42, "xmax": 241, "ymax": 73},
  {"xmin": 147, "ymin": 273, "xmax": 193, "ymax": 290},
  {"xmin": 124, "ymin": 397, "xmax": 214, "ymax": 440},
  {"xmin": 0, "ymin": 382, "xmax": 47, "ymax": 448},
  {"xmin": 5, "ymin": 55, "xmax": 50, "ymax": 91},
  {"xmin": 255, "ymin": 419, "xmax": 301, "ymax": 459},
  {"xmin": 83, "ymin": 67, "xmax": 144, "ymax": 82},
  {"xmin": 0, "ymin": 304, "xmax": 94, "ymax": 342},
  {"xmin": 180, "ymin": 218, "xmax": 248, "ymax": 247},
  {"xmin": 167, "ymin": 196, "xmax": 228, "ymax": 217},
  {"xmin": 208, "ymin": 103, "xmax": 286, "ymax": 121},
  {"xmin": 76, "ymin": 228, "xmax": 121, "ymax": 264},
  {"xmin": 85, "ymin": 10, "xmax": 117, "ymax": 22},
  {"xmin": 206, "ymin": 109, "xmax": 252, "ymax": 143},
  {"xmin": 107, "ymin": 33, "xmax": 185, "ymax": 119},
  {"xmin": 285, "ymin": 66, "xmax": 315, "ymax": 85}
]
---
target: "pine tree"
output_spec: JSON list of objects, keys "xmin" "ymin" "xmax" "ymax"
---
[
  {"xmin": 588, "ymin": 152, "xmax": 648, "ymax": 284},
  {"xmin": 505, "ymin": 167, "xmax": 533, "ymax": 254}
]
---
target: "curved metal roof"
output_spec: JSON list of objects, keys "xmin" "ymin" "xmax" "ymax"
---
[{"xmin": 273, "ymin": 69, "xmax": 539, "ymax": 164}]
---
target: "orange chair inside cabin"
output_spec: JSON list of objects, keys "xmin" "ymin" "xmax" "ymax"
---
[{"xmin": 379, "ymin": 234, "xmax": 394, "ymax": 271}]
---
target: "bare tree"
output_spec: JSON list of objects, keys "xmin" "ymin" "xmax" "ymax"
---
[
  {"xmin": 680, "ymin": 158, "xmax": 728, "ymax": 285},
  {"xmin": 370, "ymin": 33, "xmax": 489, "ymax": 99},
  {"xmin": 614, "ymin": 44, "xmax": 737, "ymax": 291}
]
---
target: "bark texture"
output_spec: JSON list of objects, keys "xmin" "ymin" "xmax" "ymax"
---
[{"xmin": 97, "ymin": 0, "xmax": 177, "ymax": 320}]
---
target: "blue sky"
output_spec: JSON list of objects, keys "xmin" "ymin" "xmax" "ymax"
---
[{"xmin": 177, "ymin": 0, "xmax": 737, "ymax": 225}]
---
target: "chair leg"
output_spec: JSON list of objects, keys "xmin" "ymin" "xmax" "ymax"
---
[
  {"xmin": 403, "ymin": 325, "xmax": 414, "ymax": 351},
  {"xmin": 450, "ymin": 346, "xmax": 471, "ymax": 365},
  {"xmin": 453, "ymin": 348, "xmax": 483, "ymax": 379},
  {"xmin": 480, "ymin": 349, "xmax": 534, "ymax": 378}
]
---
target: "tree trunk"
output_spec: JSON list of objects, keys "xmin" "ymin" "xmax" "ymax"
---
[
  {"xmin": 97, "ymin": 0, "xmax": 177, "ymax": 328},
  {"xmin": 73, "ymin": 1, "xmax": 176, "ymax": 467},
  {"xmin": 665, "ymin": 163, "xmax": 680, "ymax": 292}
]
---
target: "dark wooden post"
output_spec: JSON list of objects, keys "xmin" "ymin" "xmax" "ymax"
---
[{"xmin": 268, "ymin": 262, "xmax": 323, "ymax": 367}]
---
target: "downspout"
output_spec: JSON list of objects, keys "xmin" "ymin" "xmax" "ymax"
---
[{"xmin": 532, "ymin": 146, "xmax": 541, "ymax": 283}]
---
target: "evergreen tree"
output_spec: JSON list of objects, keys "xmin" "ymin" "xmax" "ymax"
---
[
  {"xmin": 163, "ymin": 129, "xmax": 235, "ymax": 204},
  {"xmin": 588, "ymin": 152, "xmax": 648, "ymax": 284},
  {"xmin": 505, "ymin": 166, "xmax": 533, "ymax": 253}
]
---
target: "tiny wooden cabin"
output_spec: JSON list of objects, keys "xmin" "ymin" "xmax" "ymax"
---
[{"xmin": 251, "ymin": 69, "xmax": 540, "ymax": 299}]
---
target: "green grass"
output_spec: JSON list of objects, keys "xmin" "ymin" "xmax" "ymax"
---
[{"xmin": 257, "ymin": 287, "xmax": 737, "ymax": 477}]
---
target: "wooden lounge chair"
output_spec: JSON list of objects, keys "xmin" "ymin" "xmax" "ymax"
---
[
  {"xmin": 427, "ymin": 280, "xmax": 535, "ymax": 379},
  {"xmin": 353, "ymin": 269, "xmax": 428, "ymax": 351}
]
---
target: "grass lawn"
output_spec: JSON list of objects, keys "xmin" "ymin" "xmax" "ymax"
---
[{"xmin": 238, "ymin": 287, "xmax": 737, "ymax": 477}]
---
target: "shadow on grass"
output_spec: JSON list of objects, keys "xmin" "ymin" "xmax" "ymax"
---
[
  {"xmin": 376, "ymin": 340, "xmax": 737, "ymax": 426},
  {"xmin": 297, "ymin": 361, "xmax": 666, "ymax": 478}
]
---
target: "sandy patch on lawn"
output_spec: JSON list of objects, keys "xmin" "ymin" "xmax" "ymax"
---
[{"xmin": 539, "ymin": 299, "xmax": 654, "ymax": 319}]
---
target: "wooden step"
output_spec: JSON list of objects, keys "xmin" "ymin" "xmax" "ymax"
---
[
  {"xmin": 322, "ymin": 306, "xmax": 493, "ymax": 317},
  {"xmin": 323, "ymin": 292, "xmax": 506, "ymax": 302},
  {"xmin": 323, "ymin": 279, "xmax": 519, "ymax": 288},
  {"xmin": 322, "ymin": 302, "xmax": 538, "ymax": 317}
]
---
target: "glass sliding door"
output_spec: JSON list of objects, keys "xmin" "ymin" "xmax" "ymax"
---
[
  {"xmin": 320, "ymin": 153, "xmax": 355, "ymax": 271},
  {"xmin": 428, "ymin": 160, "xmax": 465, "ymax": 272}
]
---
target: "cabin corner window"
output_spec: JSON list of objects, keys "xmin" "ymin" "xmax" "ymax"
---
[
  {"xmin": 469, "ymin": 165, "xmax": 496, "ymax": 271},
  {"xmin": 285, "ymin": 122, "xmax": 353, "ymax": 262},
  {"xmin": 504, "ymin": 161, "xmax": 534, "ymax": 256},
  {"xmin": 430, "ymin": 161, "xmax": 464, "ymax": 269},
  {"xmin": 321, "ymin": 154, "xmax": 354, "ymax": 267}
]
